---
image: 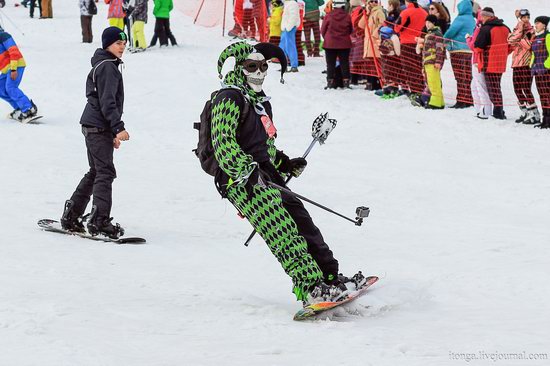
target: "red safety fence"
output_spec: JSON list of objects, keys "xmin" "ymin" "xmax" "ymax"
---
[
  {"xmin": 178, "ymin": 0, "xmax": 548, "ymax": 113},
  {"xmin": 349, "ymin": 20, "xmax": 549, "ymax": 110}
]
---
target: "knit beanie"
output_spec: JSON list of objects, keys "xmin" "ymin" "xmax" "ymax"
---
[
  {"xmin": 480, "ymin": 7, "xmax": 494, "ymax": 17},
  {"xmin": 332, "ymin": 0, "xmax": 347, "ymax": 9},
  {"xmin": 534, "ymin": 16, "xmax": 550, "ymax": 27},
  {"xmin": 426, "ymin": 14, "xmax": 438, "ymax": 25},
  {"xmin": 102, "ymin": 27, "xmax": 127, "ymax": 49}
]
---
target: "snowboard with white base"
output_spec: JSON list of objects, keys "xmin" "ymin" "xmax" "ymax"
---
[
  {"xmin": 6, "ymin": 113, "xmax": 44, "ymax": 124},
  {"xmin": 37, "ymin": 219, "xmax": 146, "ymax": 244},
  {"xmin": 19, "ymin": 115, "xmax": 44, "ymax": 124},
  {"xmin": 293, "ymin": 275, "xmax": 379, "ymax": 321}
]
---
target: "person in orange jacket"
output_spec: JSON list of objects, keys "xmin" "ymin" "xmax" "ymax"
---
[
  {"xmin": 474, "ymin": 7, "xmax": 511, "ymax": 120},
  {"xmin": 394, "ymin": 0, "xmax": 427, "ymax": 96}
]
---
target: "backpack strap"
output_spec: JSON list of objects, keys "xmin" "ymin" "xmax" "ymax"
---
[
  {"xmin": 212, "ymin": 88, "xmax": 251, "ymax": 126},
  {"xmin": 91, "ymin": 58, "xmax": 119, "ymax": 92}
]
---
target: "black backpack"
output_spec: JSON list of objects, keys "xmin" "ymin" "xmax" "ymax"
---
[{"xmin": 193, "ymin": 89, "xmax": 250, "ymax": 176}]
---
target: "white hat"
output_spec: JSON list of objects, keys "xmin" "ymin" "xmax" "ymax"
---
[{"xmin": 332, "ymin": 0, "xmax": 347, "ymax": 8}]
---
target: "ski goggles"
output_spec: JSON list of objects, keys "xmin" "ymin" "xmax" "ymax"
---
[
  {"xmin": 241, "ymin": 59, "xmax": 269, "ymax": 73},
  {"xmin": 519, "ymin": 9, "xmax": 530, "ymax": 17}
]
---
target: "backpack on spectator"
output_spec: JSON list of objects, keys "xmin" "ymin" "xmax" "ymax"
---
[
  {"xmin": 89, "ymin": 0, "xmax": 98, "ymax": 15},
  {"xmin": 193, "ymin": 89, "xmax": 250, "ymax": 176}
]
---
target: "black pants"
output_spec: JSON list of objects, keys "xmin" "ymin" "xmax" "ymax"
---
[
  {"xmin": 153, "ymin": 18, "xmax": 177, "ymax": 46},
  {"xmin": 69, "ymin": 127, "xmax": 116, "ymax": 223},
  {"xmin": 280, "ymin": 189, "xmax": 339, "ymax": 279},
  {"xmin": 512, "ymin": 66, "xmax": 535, "ymax": 106},
  {"xmin": 29, "ymin": 0, "xmax": 42, "ymax": 18},
  {"xmin": 325, "ymin": 48, "xmax": 350, "ymax": 81},
  {"xmin": 80, "ymin": 15, "xmax": 93, "ymax": 43}
]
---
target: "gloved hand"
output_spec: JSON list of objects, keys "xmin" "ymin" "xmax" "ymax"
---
[
  {"xmin": 276, "ymin": 150, "xmax": 308, "ymax": 178},
  {"xmin": 279, "ymin": 157, "xmax": 307, "ymax": 178},
  {"xmin": 244, "ymin": 165, "xmax": 270, "ymax": 198}
]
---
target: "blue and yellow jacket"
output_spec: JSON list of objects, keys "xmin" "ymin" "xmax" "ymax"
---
[{"xmin": 0, "ymin": 31, "xmax": 26, "ymax": 74}]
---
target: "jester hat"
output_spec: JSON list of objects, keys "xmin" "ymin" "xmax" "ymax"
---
[{"xmin": 217, "ymin": 41, "xmax": 288, "ymax": 83}]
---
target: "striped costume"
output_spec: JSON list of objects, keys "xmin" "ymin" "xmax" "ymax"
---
[{"xmin": 0, "ymin": 30, "xmax": 32, "ymax": 113}]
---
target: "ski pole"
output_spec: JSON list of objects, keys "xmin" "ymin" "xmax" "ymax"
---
[{"xmin": 267, "ymin": 181, "xmax": 370, "ymax": 226}]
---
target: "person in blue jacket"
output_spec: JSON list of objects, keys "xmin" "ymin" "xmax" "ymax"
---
[{"xmin": 444, "ymin": 0, "xmax": 476, "ymax": 108}]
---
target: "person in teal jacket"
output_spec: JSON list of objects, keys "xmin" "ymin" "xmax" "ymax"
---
[
  {"xmin": 443, "ymin": 0, "xmax": 476, "ymax": 108},
  {"xmin": 150, "ymin": 0, "xmax": 177, "ymax": 47}
]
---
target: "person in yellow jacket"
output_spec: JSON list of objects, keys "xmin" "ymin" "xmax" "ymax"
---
[
  {"xmin": 269, "ymin": 0, "xmax": 284, "ymax": 46},
  {"xmin": 418, "ymin": 14, "xmax": 446, "ymax": 109}
]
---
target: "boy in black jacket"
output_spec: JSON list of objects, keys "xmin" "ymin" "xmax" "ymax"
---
[{"xmin": 61, "ymin": 27, "xmax": 130, "ymax": 239}]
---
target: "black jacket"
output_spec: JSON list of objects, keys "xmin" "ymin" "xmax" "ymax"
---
[
  {"xmin": 212, "ymin": 89, "xmax": 287, "ymax": 193},
  {"xmin": 80, "ymin": 49, "xmax": 125, "ymax": 135},
  {"xmin": 214, "ymin": 89, "xmax": 274, "ymax": 165}
]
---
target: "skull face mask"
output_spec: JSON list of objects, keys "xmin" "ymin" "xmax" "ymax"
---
[{"xmin": 241, "ymin": 53, "xmax": 268, "ymax": 93}]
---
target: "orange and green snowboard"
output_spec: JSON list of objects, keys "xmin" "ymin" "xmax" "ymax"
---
[{"xmin": 294, "ymin": 276, "xmax": 379, "ymax": 321}]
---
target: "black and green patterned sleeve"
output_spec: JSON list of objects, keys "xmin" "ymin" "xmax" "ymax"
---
[{"xmin": 211, "ymin": 91, "xmax": 255, "ymax": 183}]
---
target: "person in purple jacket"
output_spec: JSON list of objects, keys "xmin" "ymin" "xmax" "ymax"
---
[{"xmin": 321, "ymin": 0, "xmax": 353, "ymax": 89}]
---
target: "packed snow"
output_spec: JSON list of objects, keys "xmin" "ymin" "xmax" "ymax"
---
[{"xmin": 0, "ymin": 0, "xmax": 549, "ymax": 365}]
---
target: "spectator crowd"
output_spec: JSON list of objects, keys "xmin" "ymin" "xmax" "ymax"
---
[{"xmin": 230, "ymin": 0, "xmax": 550, "ymax": 129}]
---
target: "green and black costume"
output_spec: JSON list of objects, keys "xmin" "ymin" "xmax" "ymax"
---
[{"xmin": 211, "ymin": 42, "xmax": 339, "ymax": 300}]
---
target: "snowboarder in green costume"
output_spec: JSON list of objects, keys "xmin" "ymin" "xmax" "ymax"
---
[{"xmin": 209, "ymin": 41, "xmax": 366, "ymax": 305}]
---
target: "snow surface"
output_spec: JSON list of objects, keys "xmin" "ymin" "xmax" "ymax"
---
[{"xmin": 0, "ymin": 0, "xmax": 549, "ymax": 365}]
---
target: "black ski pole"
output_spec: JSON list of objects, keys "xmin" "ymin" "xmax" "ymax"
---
[{"xmin": 267, "ymin": 182, "xmax": 370, "ymax": 226}]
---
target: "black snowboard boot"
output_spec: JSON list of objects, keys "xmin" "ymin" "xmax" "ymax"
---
[
  {"xmin": 327, "ymin": 271, "xmax": 367, "ymax": 291},
  {"xmin": 515, "ymin": 104, "xmax": 528, "ymax": 123},
  {"xmin": 350, "ymin": 271, "xmax": 367, "ymax": 289},
  {"xmin": 492, "ymin": 106, "xmax": 507, "ymax": 120},
  {"xmin": 342, "ymin": 79, "xmax": 351, "ymax": 89},
  {"xmin": 304, "ymin": 281, "xmax": 347, "ymax": 306},
  {"xmin": 324, "ymin": 78, "xmax": 336, "ymax": 90},
  {"xmin": 60, "ymin": 200, "xmax": 85, "ymax": 233},
  {"xmin": 535, "ymin": 110, "xmax": 550, "ymax": 129},
  {"xmin": 86, "ymin": 205, "xmax": 124, "ymax": 239}
]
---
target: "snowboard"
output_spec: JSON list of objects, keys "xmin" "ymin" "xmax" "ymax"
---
[
  {"xmin": 6, "ymin": 114, "xmax": 43, "ymax": 124},
  {"xmin": 37, "ymin": 219, "xmax": 146, "ymax": 244},
  {"xmin": 293, "ymin": 275, "xmax": 379, "ymax": 321},
  {"xmin": 20, "ymin": 115, "xmax": 44, "ymax": 124}
]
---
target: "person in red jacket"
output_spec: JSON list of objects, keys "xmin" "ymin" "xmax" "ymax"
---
[
  {"xmin": 321, "ymin": 0, "xmax": 353, "ymax": 89},
  {"xmin": 474, "ymin": 7, "xmax": 511, "ymax": 119},
  {"xmin": 394, "ymin": 0, "xmax": 427, "ymax": 96}
]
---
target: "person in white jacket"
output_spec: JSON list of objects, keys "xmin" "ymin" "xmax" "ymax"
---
[
  {"xmin": 280, "ymin": 0, "xmax": 301, "ymax": 71},
  {"xmin": 79, "ymin": 0, "xmax": 97, "ymax": 43}
]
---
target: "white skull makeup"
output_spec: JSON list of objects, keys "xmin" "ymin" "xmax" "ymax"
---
[{"xmin": 242, "ymin": 52, "xmax": 268, "ymax": 93}]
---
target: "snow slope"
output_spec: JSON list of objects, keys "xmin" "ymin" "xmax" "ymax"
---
[{"xmin": 0, "ymin": 1, "xmax": 549, "ymax": 365}]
